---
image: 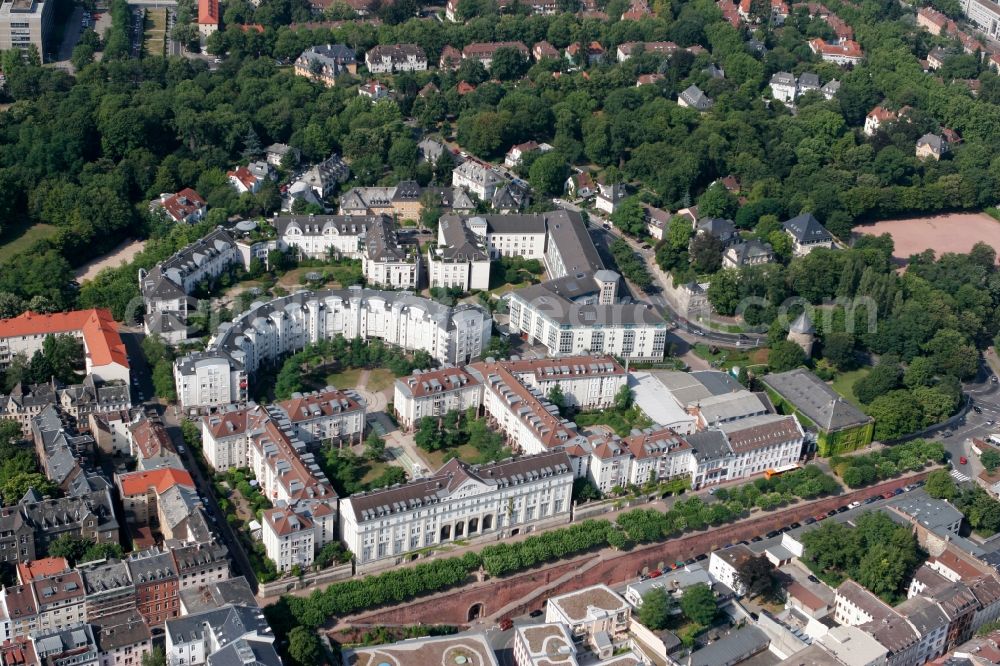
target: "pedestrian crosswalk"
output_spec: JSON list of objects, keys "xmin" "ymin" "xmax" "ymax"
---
[{"xmin": 950, "ymin": 469, "xmax": 971, "ymax": 483}]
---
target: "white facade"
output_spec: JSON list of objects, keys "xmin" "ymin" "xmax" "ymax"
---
[
  {"xmin": 708, "ymin": 545, "xmax": 753, "ymax": 595},
  {"xmin": 339, "ymin": 452, "xmax": 573, "ymax": 569},
  {"xmin": 427, "ymin": 251, "xmax": 491, "ymax": 291},
  {"xmin": 453, "ymin": 161, "xmax": 505, "ymax": 201},
  {"xmin": 364, "ymin": 44, "xmax": 427, "ymax": 72},
  {"xmin": 275, "ymin": 215, "xmax": 370, "ymax": 260},
  {"xmin": 505, "ymin": 356, "xmax": 626, "ymax": 410},
  {"xmin": 393, "ymin": 367, "xmax": 483, "ymax": 430},
  {"xmin": 277, "ymin": 387, "xmax": 365, "ymax": 443},
  {"xmin": 545, "ymin": 585, "xmax": 630, "ymax": 645},
  {"xmin": 363, "ymin": 255, "xmax": 420, "ymax": 289},
  {"xmin": 262, "ymin": 507, "xmax": 315, "ymax": 572},
  {"xmin": 0, "ymin": 0, "xmax": 52, "ymax": 54},
  {"xmin": 174, "ymin": 288, "xmax": 491, "ymax": 408},
  {"xmin": 961, "ymin": 0, "xmax": 1000, "ymax": 38},
  {"xmin": 507, "ymin": 292, "xmax": 668, "ymax": 360}
]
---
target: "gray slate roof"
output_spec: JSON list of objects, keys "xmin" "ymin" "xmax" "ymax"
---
[
  {"xmin": 783, "ymin": 213, "xmax": 832, "ymax": 243},
  {"xmin": 761, "ymin": 368, "xmax": 873, "ymax": 432}
]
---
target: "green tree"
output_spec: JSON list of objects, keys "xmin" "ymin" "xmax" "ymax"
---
[
  {"xmin": 490, "ymin": 46, "xmax": 530, "ymax": 81},
  {"xmin": 365, "ymin": 431, "xmax": 385, "ymax": 461},
  {"xmin": 611, "ymin": 198, "xmax": 647, "ymax": 237},
  {"xmin": 925, "ymin": 469, "xmax": 958, "ymax": 500},
  {"xmin": 854, "ymin": 359, "xmax": 901, "ymax": 404},
  {"xmin": 697, "ymin": 183, "xmax": 738, "ymax": 219},
  {"xmin": 547, "ymin": 384, "xmax": 567, "ymax": 417},
  {"xmin": 768, "ymin": 340, "xmax": 806, "ymax": 372},
  {"xmin": 529, "ymin": 153, "xmax": 570, "ymax": 197},
  {"xmin": 868, "ymin": 390, "xmax": 923, "ymax": 441},
  {"xmin": 288, "ymin": 627, "xmax": 322, "ymax": 666},
  {"xmin": 982, "ymin": 450, "xmax": 1000, "ymax": 474},
  {"xmin": 736, "ymin": 555, "xmax": 779, "ymax": 600},
  {"xmin": 823, "ymin": 332, "xmax": 856, "ymax": 370},
  {"xmin": 637, "ymin": 587, "xmax": 674, "ymax": 630},
  {"xmin": 142, "ymin": 648, "xmax": 166, "ymax": 666},
  {"xmin": 680, "ymin": 583, "xmax": 717, "ymax": 625},
  {"xmin": 614, "ymin": 384, "xmax": 633, "ymax": 411},
  {"xmin": 689, "ymin": 233, "xmax": 724, "ymax": 274}
]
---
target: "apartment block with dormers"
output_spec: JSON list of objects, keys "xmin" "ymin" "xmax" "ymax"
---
[
  {"xmin": 339, "ymin": 451, "xmax": 573, "ymax": 570},
  {"xmin": 393, "ymin": 366, "xmax": 483, "ymax": 430}
]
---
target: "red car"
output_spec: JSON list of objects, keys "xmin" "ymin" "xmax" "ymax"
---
[
  {"xmin": 500, "ymin": 619, "xmax": 513, "ymax": 631},
  {"xmin": 648, "ymin": 570, "xmax": 662, "ymax": 578},
  {"xmin": 814, "ymin": 513, "xmax": 826, "ymax": 521},
  {"xmin": 960, "ymin": 456, "xmax": 968, "ymax": 464}
]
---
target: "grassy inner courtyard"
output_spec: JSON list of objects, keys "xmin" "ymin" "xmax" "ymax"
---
[{"xmin": 829, "ymin": 367, "xmax": 871, "ymax": 407}]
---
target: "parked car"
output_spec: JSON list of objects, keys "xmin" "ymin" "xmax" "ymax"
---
[
  {"xmin": 974, "ymin": 405, "xmax": 983, "ymax": 413},
  {"xmin": 649, "ymin": 570, "xmax": 662, "ymax": 578},
  {"xmin": 814, "ymin": 513, "xmax": 826, "ymax": 521},
  {"xmin": 826, "ymin": 509, "xmax": 837, "ymax": 517},
  {"xmin": 848, "ymin": 501, "xmax": 861, "ymax": 509},
  {"xmin": 960, "ymin": 456, "xmax": 968, "ymax": 464},
  {"xmin": 808, "ymin": 575, "xmax": 819, "ymax": 583},
  {"xmin": 836, "ymin": 506, "xmax": 849, "ymax": 513},
  {"xmin": 766, "ymin": 530, "xmax": 779, "ymax": 539},
  {"xmin": 893, "ymin": 488, "xmax": 904, "ymax": 495},
  {"xmin": 529, "ymin": 610, "xmax": 543, "ymax": 618},
  {"xmin": 882, "ymin": 491, "xmax": 895, "ymax": 499},
  {"xmin": 751, "ymin": 535, "xmax": 763, "ymax": 542},
  {"xmin": 866, "ymin": 495, "xmax": 880, "ymax": 503},
  {"xmin": 695, "ymin": 553, "xmax": 708, "ymax": 561},
  {"xmin": 789, "ymin": 522, "xmax": 801, "ymax": 529},
  {"xmin": 942, "ymin": 430, "xmax": 954, "ymax": 438},
  {"xmin": 804, "ymin": 517, "xmax": 816, "ymax": 525},
  {"xmin": 500, "ymin": 619, "xmax": 513, "ymax": 631}
]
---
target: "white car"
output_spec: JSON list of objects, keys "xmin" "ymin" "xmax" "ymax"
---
[{"xmin": 848, "ymin": 501, "xmax": 861, "ymax": 509}]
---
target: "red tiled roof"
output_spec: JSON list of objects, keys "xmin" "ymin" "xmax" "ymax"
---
[
  {"xmin": 868, "ymin": 105, "xmax": 897, "ymax": 122},
  {"xmin": 0, "ymin": 309, "xmax": 128, "ymax": 370},
  {"xmin": 16, "ymin": 558, "xmax": 69, "ymax": 584},
  {"xmin": 278, "ymin": 388, "xmax": 363, "ymax": 423},
  {"xmin": 810, "ymin": 38, "xmax": 863, "ymax": 58},
  {"xmin": 118, "ymin": 468, "xmax": 195, "ymax": 497},
  {"xmin": 228, "ymin": 166, "xmax": 257, "ymax": 190},
  {"xmin": 917, "ymin": 6, "xmax": 948, "ymax": 27},
  {"xmin": 461, "ymin": 41, "xmax": 529, "ymax": 59},
  {"xmin": 457, "ymin": 81, "xmax": 476, "ymax": 95},
  {"xmin": 159, "ymin": 188, "xmax": 205, "ymax": 222},
  {"xmin": 398, "ymin": 367, "xmax": 480, "ymax": 399},
  {"xmin": 130, "ymin": 417, "xmax": 175, "ymax": 460},
  {"xmin": 264, "ymin": 507, "xmax": 314, "ymax": 536},
  {"xmin": 0, "ymin": 639, "xmax": 36, "ymax": 666},
  {"xmin": 198, "ymin": 0, "xmax": 219, "ymax": 25}
]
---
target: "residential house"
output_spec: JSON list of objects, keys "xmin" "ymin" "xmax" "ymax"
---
[
  {"xmin": 88, "ymin": 411, "xmax": 133, "ymax": 457},
  {"xmin": 427, "ymin": 216, "xmax": 491, "ymax": 291},
  {"xmin": 809, "ymin": 38, "xmax": 864, "ymax": 65},
  {"xmin": 150, "ymin": 189, "xmax": 207, "ymax": 225},
  {"xmin": 197, "ymin": 0, "xmax": 218, "ymax": 36},
  {"xmin": 264, "ymin": 143, "xmax": 299, "ymax": 168},
  {"xmin": 533, "ymin": 41, "xmax": 559, "ymax": 60},
  {"xmin": 917, "ymin": 6, "xmax": 949, "ymax": 34},
  {"xmin": 227, "ymin": 166, "xmax": 261, "ymax": 194},
  {"xmin": 595, "ymin": 180, "xmax": 626, "ymax": 215},
  {"xmin": 565, "ymin": 41, "xmax": 604, "ymax": 65},
  {"xmin": 565, "ymin": 172, "xmax": 596, "ymax": 199},
  {"xmin": 644, "ymin": 204, "xmax": 671, "ymax": 240},
  {"xmin": 31, "ymin": 625, "xmax": 99, "ymax": 666},
  {"xmin": 513, "ymin": 623, "xmax": 577, "ymax": 666},
  {"xmin": 678, "ymin": 85, "xmax": 713, "ymax": 111},
  {"xmin": 93, "ymin": 610, "xmax": 152, "ymax": 666},
  {"xmin": 461, "ymin": 41, "xmax": 529, "ymax": 70},
  {"xmin": 358, "ymin": 79, "xmax": 389, "ymax": 100},
  {"xmin": 294, "ymin": 44, "xmax": 357, "ymax": 86},
  {"xmin": 709, "ymin": 545, "xmax": 754, "ymax": 593},
  {"xmin": 393, "ymin": 366, "xmax": 483, "ymax": 430},
  {"xmin": 694, "ymin": 217, "xmax": 739, "ymax": 247},
  {"xmin": 115, "ymin": 468, "xmax": 195, "ymax": 536},
  {"xmin": 126, "ymin": 548, "xmax": 179, "ymax": 627},
  {"xmin": 165, "ymin": 605, "xmax": 277, "ymax": 666},
  {"xmin": 297, "ymin": 153, "xmax": 350, "ymax": 200},
  {"xmin": 362, "ymin": 215, "xmax": 421, "ymax": 289},
  {"xmin": 261, "ymin": 507, "xmax": 315, "ymax": 573},
  {"xmin": 438, "ymin": 45, "xmax": 462, "ymax": 70},
  {"xmin": 274, "ymin": 213, "xmax": 372, "ymax": 260},
  {"xmin": 783, "ymin": 213, "xmax": 834, "ymax": 255},
  {"xmin": 452, "ymin": 160, "xmax": 505, "ymax": 202},
  {"xmin": 625, "ymin": 565, "xmax": 713, "ymax": 607},
  {"xmin": 364, "ymin": 43, "xmax": 426, "ymax": 72},
  {"xmin": 504, "ymin": 141, "xmax": 542, "ymax": 168},
  {"xmin": 722, "ymin": 240, "xmax": 774, "ymax": 268},
  {"xmin": 916, "ymin": 133, "xmax": 949, "ymax": 160},
  {"xmin": 78, "ymin": 559, "xmax": 135, "ymax": 622},
  {"xmin": 864, "ymin": 105, "xmax": 897, "ymax": 136}
]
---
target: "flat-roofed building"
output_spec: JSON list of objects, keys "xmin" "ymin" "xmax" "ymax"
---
[
  {"xmin": 545, "ymin": 585, "xmax": 630, "ymax": 658},
  {"xmin": 0, "ymin": 0, "xmax": 51, "ymax": 56},
  {"xmin": 344, "ymin": 634, "xmax": 499, "ymax": 666},
  {"xmin": 513, "ymin": 623, "xmax": 577, "ymax": 665}
]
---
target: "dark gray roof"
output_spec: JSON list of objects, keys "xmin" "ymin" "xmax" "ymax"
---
[
  {"xmin": 209, "ymin": 639, "xmax": 282, "ymax": 666},
  {"xmin": 689, "ymin": 626, "xmax": 768, "ymax": 666},
  {"xmin": 887, "ymin": 489, "xmax": 963, "ymax": 532},
  {"xmin": 696, "ymin": 217, "xmax": 737, "ymax": 241},
  {"xmin": 126, "ymin": 548, "xmax": 178, "ymax": 584},
  {"xmin": 727, "ymin": 239, "xmax": 773, "ymax": 264},
  {"xmin": 166, "ymin": 604, "xmax": 273, "ymax": 646},
  {"xmin": 761, "ymin": 368, "xmax": 873, "ymax": 432},
  {"xmin": 770, "ymin": 71, "xmax": 796, "ymax": 86},
  {"xmin": 798, "ymin": 72, "xmax": 821, "ymax": 88},
  {"xmin": 79, "ymin": 559, "xmax": 132, "ymax": 595},
  {"xmin": 783, "ymin": 213, "xmax": 832, "ymax": 243},
  {"xmin": 687, "ymin": 429, "xmax": 731, "ymax": 462},
  {"xmin": 680, "ymin": 85, "xmax": 712, "ymax": 110},
  {"xmin": 509, "ymin": 283, "xmax": 665, "ymax": 327},
  {"xmin": 365, "ymin": 216, "xmax": 418, "ymax": 263},
  {"xmin": 274, "ymin": 214, "xmax": 377, "ymax": 238},
  {"xmin": 179, "ymin": 577, "xmax": 257, "ymax": 614},
  {"xmin": 462, "ymin": 212, "xmax": 548, "ymax": 235},
  {"xmin": 917, "ymin": 133, "xmax": 946, "ymax": 152},
  {"xmin": 436, "ymin": 217, "xmax": 489, "ymax": 263},
  {"xmin": 93, "ymin": 609, "xmax": 151, "ymax": 651},
  {"xmin": 545, "ymin": 209, "xmax": 605, "ymax": 275},
  {"xmin": 346, "ymin": 451, "xmax": 573, "ymax": 522}
]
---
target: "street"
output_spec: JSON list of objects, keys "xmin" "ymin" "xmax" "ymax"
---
[{"xmin": 937, "ymin": 361, "xmax": 1000, "ymax": 483}]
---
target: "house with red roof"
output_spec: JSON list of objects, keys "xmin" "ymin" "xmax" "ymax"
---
[
  {"xmin": 809, "ymin": 38, "xmax": 863, "ymax": 65},
  {"xmin": 150, "ymin": 188, "xmax": 206, "ymax": 224},
  {"xmin": 0, "ymin": 309, "xmax": 129, "ymax": 384},
  {"xmin": 227, "ymin": 166, "xmax": 261, "ymax": 194},
  {"xmin": 917, "ymin": 6, "xmax": 949, "ymax": 35},
  {"xmin": 116, "ymin": 468, "xmax": 195, "ymax": 533},
  {"xmin": 533, "ymin": 41, "xmax": 559, "ymax": 61},
  {"xmin": 198, "ymin": 0, "xmax": 219, "ymax": 36},
  {"xmin": 864, "ymin": 105, "xmax": 897, "ymax": 136}
]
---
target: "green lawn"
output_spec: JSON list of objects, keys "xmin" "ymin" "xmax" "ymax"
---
[
  {"xmin": 326, "ymin": 367, "xmax": 364, "ymax": 389},
  {"xmin": 421, "ymin": 443, "xmax": 480, "ymax": 470},
  {"xmin": 575, "ymin": 408, "xmax": 652, "ymax": 437},
  {"xmin": 0, "ymin": 224, "xmax": 58, "ymax": 262},
  {"xmin": 367, "ymin": 368, "xmax": 396, "ymax": 392},
  {"xmin": 830, "ymin": 367, "xmax": 870, "ymax": 407},
  {"xmin": 360, "ymin": 460, "xmax": 394, "ymax": 484}
]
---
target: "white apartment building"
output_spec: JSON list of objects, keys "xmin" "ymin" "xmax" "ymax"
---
[
  {"xmin": 364, "ymin": 43, "xmax": 428, "ymax": 72},
  {"xmin": 139, "ymin": 228, "xmax": 246, "ymax": 344},
  {"xmin": 452, "ymin": 161, "xmax": 506, "ymax": 201},
  {"xmin": 0, "ymin": 571, "xmax": 87, "ymax": 642},
  {"xmin": 428, "ymin": 216, "xmax": 491, "ymax": 291},
  {"xmin": 174, "ymin": 288, "xmax": 492, "ymax": 408},
  {"xmin": 89, "ymin": 410, "xmax": 133, "ymax": 456},
  {"xmin": 0, "ymin": 0, "xmax": 51, "ymax": 55},
  {"xmin": 582, "ymin": 428, "xmax": 693, "ymax": 493},
  {"xmin": 545, "ymin": 585, "xmax": 630, "ymax": 657},
  {"xmin": 717, "ymin": 414, "xmax": 804, "ymax": 479},
  {"xmin": 463, "ymin": 213, "xmax": 547, "ymax": 259},
  {"xmin": 262, "ymin": 507, "xmax": 316, "ymax": 572},
  {"xmin": 507, "ymin": 286, "xmax": 668, "ymax": 360},
  {"xmin": 363, "ymin": 216, "xmax": 421, "ymax": 289},
  {"xmin": 201, "ymin": 405, "xmax": 263, "ymax": 471},
  {"xmin": 502, "ymin": 356, "xmax": 626, "ymax": 410},
  {"xmin": 0, "ymin": 309, "xmax": 129, "ymax": 384},
  {"xmin": 962, "ymin": 0, "xmax": 1000, "ymax": 38},
  {"xmin": 276, "ymin": 387, "xmax": 365, "ymax": 443},
  {"xmin": 470, "ymin": 360, "xmax": 580, "ymax": 455},
  {"xmin": 708, "ymin": 544, "xmax": 754, "ymax": 596},
  {"xmin": 339, "ymin": 451, "xmax": 574, "ymax": 569},
  {"xmin": 274, "ymin": 214, "xmax": 373, "ymax": 260},
  {"xmin": 174, "ymin": 352, "xmax": 247, "ymax": 410},
  {"xmin": 32, "ymin": 625, "xmax": 100, "ymax": 666},
  {"xmin": 393, "ymin": 366, "xmax": 483, "ymax": 430}
]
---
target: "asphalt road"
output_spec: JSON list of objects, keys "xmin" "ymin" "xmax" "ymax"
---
[{"xmin": 938, "ymin": 362, "xmax": 1000, "ymax": 481}]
